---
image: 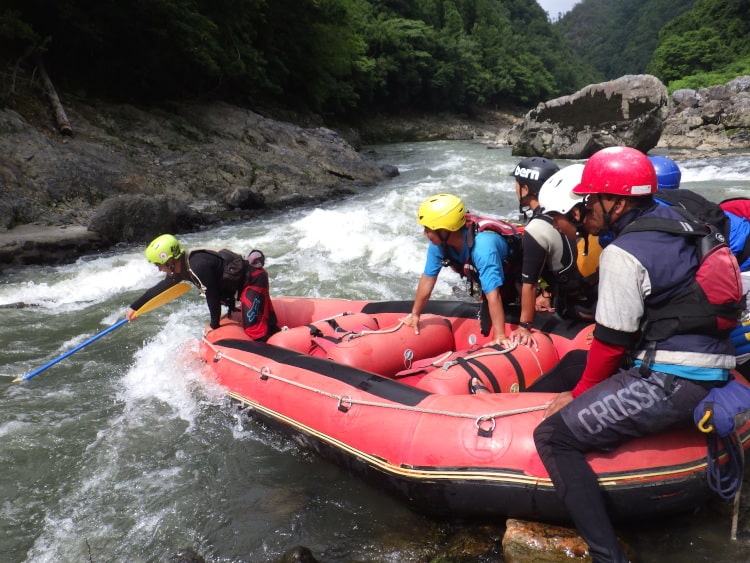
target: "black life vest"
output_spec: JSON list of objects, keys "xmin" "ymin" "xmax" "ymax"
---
[
  {"xmin": 190, "ymin": 248, "xmax": 249, "ymax": 310},
  {"xmin": 621, "ymin": 208, "xmax": 743, "ymax": 342}
]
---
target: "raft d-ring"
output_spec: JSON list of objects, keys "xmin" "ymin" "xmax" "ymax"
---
[
  {"xmin": 212, "ymin": 352, "xmax": 222, "ymax": 363},
  {"xmin": 338, "ymin": 395, "xmax": 353, "ymax": 413},
  {"xmin": 697, "ymin": 410, "xmax": 714, "ymax": 433},
  {"xmin": 259, "ymin": 366, "xmax": 271, "ymax": 381},
  {"xmin": 403, "ymin": 348, "xmax": 414, "ymax": 369},
  {"xmin": 476, "ymin": 416, "xmax": 496, "ymax": 438}
]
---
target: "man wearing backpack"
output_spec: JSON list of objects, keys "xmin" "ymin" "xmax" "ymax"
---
[
  {"xmin": 126, "ymin": 234, "xmax": 244, "ymax": 330},
  {"xmin": 534, "ymin": 147, "xmax": 740, "ymax": 563}
]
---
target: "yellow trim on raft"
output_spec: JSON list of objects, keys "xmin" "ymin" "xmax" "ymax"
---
[{"xmin": 227, "ymin": 390, "xmax": 720, "ymax": 489}]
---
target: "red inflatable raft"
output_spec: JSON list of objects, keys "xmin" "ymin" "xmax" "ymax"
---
[{"xmin": 198, "ymin": 297, "xmax": 750, "ymax": 522}]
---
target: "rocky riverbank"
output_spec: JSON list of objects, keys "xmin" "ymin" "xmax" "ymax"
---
[
  {"xmin": 1, "ymin": 74, "xmax": 748, "ymax": 271},
  {"xmin": 0, "ymin": 96, "xmax": 520, "ymax": 271}
]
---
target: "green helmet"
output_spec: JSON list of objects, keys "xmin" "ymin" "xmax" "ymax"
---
[{"xmin": 145, "ymin": 234, "xmax": 184, "ymax": 264}]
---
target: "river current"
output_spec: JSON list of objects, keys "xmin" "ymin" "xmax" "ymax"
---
[{"xmin": 2, "ymin": 142, "xmax": 750, "ymax": 562}]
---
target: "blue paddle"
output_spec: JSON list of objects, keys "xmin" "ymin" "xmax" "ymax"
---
[{"xmin": 13, "ymin": 283, "xmax": 191, "ymax": 383}]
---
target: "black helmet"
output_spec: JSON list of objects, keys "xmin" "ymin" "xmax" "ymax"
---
[{"xmin": 512, "ymin": 157, "xmax": 560, "ymax": 196}]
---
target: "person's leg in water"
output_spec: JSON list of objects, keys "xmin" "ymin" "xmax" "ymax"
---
[{"xmin": 534, "ymin": 412, "xmax": 629, "ymax": 563}]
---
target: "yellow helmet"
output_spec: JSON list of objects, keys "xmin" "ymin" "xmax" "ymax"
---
[
  {"xmin": 145, "ymin": 234, "xmax": 184, "ymax": 264},
  {"xmin": 417, "ymin": 194, "xmax": 466, "ymax": 231}
]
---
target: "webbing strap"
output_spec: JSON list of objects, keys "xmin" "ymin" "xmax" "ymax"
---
[
  {"xmin": 457, "ymin": 357, "xmax": 500, "ymax": 393},
  {"xmin": 502, "ymin": 348, "xmax": 526, "ymax": 391}
]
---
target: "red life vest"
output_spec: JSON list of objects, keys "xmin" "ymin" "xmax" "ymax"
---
[
  {"xmin": 240, "ymin": 268, "xmax": 280, "ymax": 341},
  {"xmin": 440, "ymin": 213, "xmax": 523, "ymax": 302}
]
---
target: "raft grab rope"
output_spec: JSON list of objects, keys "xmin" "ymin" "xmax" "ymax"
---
[{"xmin": 206, "ymin": 338, "xmax": 549, "ymax": 438}]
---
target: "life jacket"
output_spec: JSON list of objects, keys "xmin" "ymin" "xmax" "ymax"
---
[
  {"xmin": 440, "ymin": 213, "xmax": 523, "ymax": 303},
  {"xmin": 621, "ymin": 207, "xmax": 744, "ymax": 342},
  {"xmin": 198, "ymin": 248, "xmax": 249, "ymax": 309},
  {"xmin": 240, "ymin": 267, "xmax": 279, "ymax": 341},
  {"xmin": 531, "ymin": 214, "xmax": 596, "ymax": 321},
  {"xmin": 577, "ymin": 235, "xmax": 602, "ymax": 284}
]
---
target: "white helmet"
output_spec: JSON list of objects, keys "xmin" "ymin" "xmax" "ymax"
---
[{"xmin": 538, "ymin": 164, "xmax": 586, "ymax": 215}]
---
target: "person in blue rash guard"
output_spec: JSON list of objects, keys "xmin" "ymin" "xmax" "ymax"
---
[{"xmin": 402, "ymin": 194, "xmax": 512, "ymax": 355}]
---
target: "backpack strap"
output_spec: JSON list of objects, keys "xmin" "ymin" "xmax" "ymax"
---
[{"xmin": 620, "ymin": 214, "xmax": 711, "ymax": 239}]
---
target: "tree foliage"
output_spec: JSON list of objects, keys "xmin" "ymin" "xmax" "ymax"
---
[
  {"xmin": 0, "ymin": 0, "xmax": 598, "ymax": 114},
  {"xmin": 556, "ymin": 0, "xmax": 697, "ymax": 80},
  {"xmin": 2, "ymin": 0, "xmax": 746, "ymax": 116},
  {"xmin": 647, "ymin": 0, "xmax": 750, "ymax": 88}
]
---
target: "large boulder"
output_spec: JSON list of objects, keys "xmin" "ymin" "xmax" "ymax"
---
[
  {"xmin": 507, "ymin": 74, "xmax": 670, "ymax": 159},
  {"xmin": 88, "ymin": 194, "xmax": 205, "ymax": 245}
]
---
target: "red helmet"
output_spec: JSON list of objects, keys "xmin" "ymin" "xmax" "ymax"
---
[{"xmin": 572, "ymin": 147, "xmax": 657, "ymax": 197}]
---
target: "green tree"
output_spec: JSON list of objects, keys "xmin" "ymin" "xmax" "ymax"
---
[{"xmin": 648, "ymin": 0, "xmax": 750, "ymax": 86}]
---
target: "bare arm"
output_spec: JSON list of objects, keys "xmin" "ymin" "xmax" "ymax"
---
[
  {"xmin": 508, "ymin": 282, "xmax": 540, "ymax": 347},
  {"xmin": 402, "ymin": 274, "xmax": 437, "ymax": 334},
  {"xmin": 484, "ymin": 287, "xmax": 510, "ymax": 347}
]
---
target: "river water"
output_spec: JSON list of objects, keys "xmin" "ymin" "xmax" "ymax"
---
[{"xmin": 2, "ymin": 142, "xmax": 750, "ymax": 562}]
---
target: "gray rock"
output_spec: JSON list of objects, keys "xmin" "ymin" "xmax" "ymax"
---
[
  {"xmin": 0, "ymin": 100, "xmax": 393, "ymax": 269},
  {"xmin": 658, "ymin": 75, "xmax": 750, "ymax": 151},
  {"xmin": 507, "ymin": 74, "xmax": 670, "ymax": 159},
  {"xmin": 88, "ymin": 194, "xmax": 205, "ymax": 245}
]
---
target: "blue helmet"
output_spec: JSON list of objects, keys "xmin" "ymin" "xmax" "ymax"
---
[{"xmin": 648, "ymin": 156, "xmax": 681, "ymax": 190}]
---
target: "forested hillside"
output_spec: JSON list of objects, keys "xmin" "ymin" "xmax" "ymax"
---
[
  {"xmin": 0, "ymin": 0, "xmax": 596, "ymax": 116},
  {"xmin": 648, "ymin": 0, "xmax": 750, "ymax": 90},
  {"xmin": 1, "ymin": 0, "xmax": 748, "ymax": 119},
  {"xmin": 559, "ymin": 0, "xmax": 750, "ymax": 92},
  {"xmin": 556, "ymin": 0, "xmax": 696, "ymax": 80}
]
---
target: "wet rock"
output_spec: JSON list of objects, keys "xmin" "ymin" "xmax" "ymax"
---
[
  {"xmin": 658, "ymin": 75, "xmax": 750, "ymax": 151},
  {"xmin": 0, "ymin": 98, "xmax": 394, "ymax": 270},
  {"xmin": 276, "ymin": 545, "xmax": 319, "ymax": 563},
  {"xmin": 0, "ymin": 224, "xmax": 104, "ymax": 268},
  {"xmin": 166, "ymin": 547, "xmax": 205, "ymax": 563},
  {"xmin": 502, "ymin": 518, "xmax": 635, "ymax": 563},
  {"xmin": 88, "ymin": 194, "xmax": 205, "ymax": 244}
]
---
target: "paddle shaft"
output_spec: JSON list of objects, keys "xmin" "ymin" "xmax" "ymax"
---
[
  {"xmin": 17, "ymin": 319, "xmax": 128, "ymax": 381},
  {"xmin": 13, "ymin": 282, "xmax": 191, "ymax": 383}
]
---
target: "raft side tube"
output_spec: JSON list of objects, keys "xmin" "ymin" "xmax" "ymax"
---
[
  {"xmin": 326, "ymin": 315, "xmax": 455, "ymax": 377},
  {"xmin": 267, "ymin": 312, "xmax": 380, "ymax": 354},
  {"xmin": 414, "ymin": 332, "xmax": 559, "ymax": 394},
  {"xmin": 207, "ymin": 337, "xmax": 432, "ymax": 406}
]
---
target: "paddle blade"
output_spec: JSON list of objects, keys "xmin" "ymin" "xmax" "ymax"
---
[{"xmin": 133, "ymin": 282, "xmax": 191, "ymax": 317}]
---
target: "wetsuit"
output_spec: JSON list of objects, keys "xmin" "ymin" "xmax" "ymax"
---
[
  {"xmin": 522, "ymin": 214, "xmax": 595, "ymax": 320},
  {"xmin": 129, "ymin": 250, "xmax": 224, "ymax": 329}
]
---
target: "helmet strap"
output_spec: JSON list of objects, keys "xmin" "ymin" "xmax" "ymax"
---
[
  {"xmin": 597, "ymin": 194, "xmax": 619, "ymax": 233},
  {"xmin": 567, "ymin": 205, "xmax": 588, "ymax": 248}
]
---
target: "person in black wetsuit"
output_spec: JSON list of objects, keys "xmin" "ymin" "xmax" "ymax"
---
[{"xmin": 126, "ymin": 233, "xmax": 229, "ymax": 330}]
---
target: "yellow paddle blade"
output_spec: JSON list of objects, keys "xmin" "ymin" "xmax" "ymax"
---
[{"xmin": 133, "ymin": 282, "xmax": 191, "ymax": 317}]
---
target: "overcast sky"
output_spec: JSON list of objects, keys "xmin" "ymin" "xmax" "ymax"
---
[{"xmin": 537, "ymin": 0, "xmax": 581, "ymax": 20}]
